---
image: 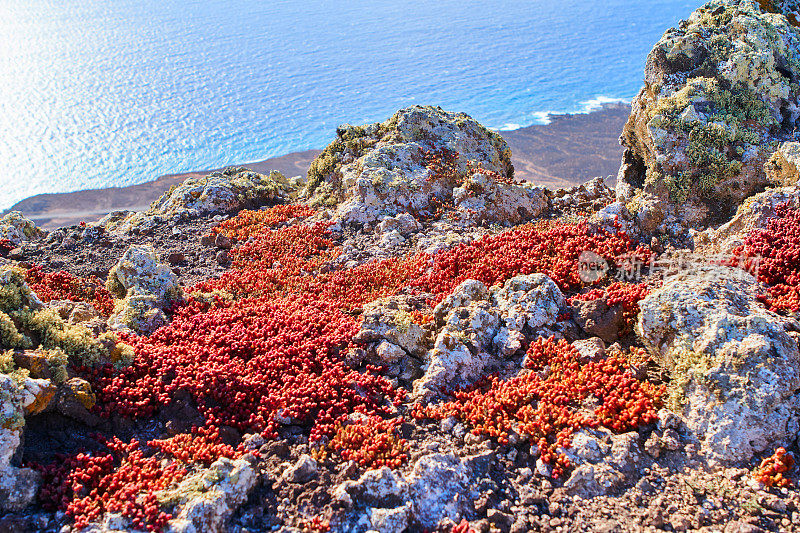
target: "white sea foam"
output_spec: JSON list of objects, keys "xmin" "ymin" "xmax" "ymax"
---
[
  {"xmin": 577, "ymin": 95, "xmax": 631, "ymax": 113},
  {"xmin": 496, "ymin": 95, "xmax": 632, "ymax": 132}
]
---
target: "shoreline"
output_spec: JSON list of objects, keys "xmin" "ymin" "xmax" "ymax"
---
[{"xmin": 5, "ymin": 103, "xmax": 630, "ymax": 229}]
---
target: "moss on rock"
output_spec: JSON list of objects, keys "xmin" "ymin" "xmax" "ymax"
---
[{"xmin": 618, "ymin": 0, "xmax": 800, "ymax": 230}]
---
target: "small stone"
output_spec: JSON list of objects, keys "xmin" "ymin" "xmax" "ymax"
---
[
  {"xmin": 375, "ymin": 341, "xmax": 406, "ymax": 364},
  {"xmin": 440, "ymin": 416, "xmax": 456, "ymax": 433},
  {"xmin": 68, "ymin": 302, "xmax": 99, "ymax": 324},
  {"xmin": 465, "ymin": 432, "xmax": 484, "ymax": 445},
  {"xmin": 644, "ymin": 432, "xmax": 661, "ymax": 458},
  {"xmin": 283, "ymin": 454, "xmax": 317, "ymax": 483},
  {"xmin": 636, "ymin": 478, "xmax": 655, "ymax": 493},
  {"xmin": 670, "ymin": 514, "xmax": 692, "ymax": 532},
  {"xmin": 200, "ymin": 234, "xmax": 216, "ymax": 246},
  {"xmin": 216, "ymin": 250, "xmax": 229, "ymax": 265},
  {"xmin": 571, "ymin": 297, "xmax": 624, "ymax": 343},
  {"xmin": 724, "ymin": 521, "xmax": 766, "ymax": 533},
  {"xmin": 7, "ymin": 248, "xmax": 23, "ymax": 260},
  {"xmin": 215, "ymin": 234, "xmax": 232, "ymax": 249},
  {"xmin": 370, "ymin": 505, "xmax": 410, "ymax": 533},
  {"xmin": 510, "ymin": 517, "xmax": 530, "ymax": 533},
  {"xmin": 661, "ymin": 428, "xmax": 681, "ymax": 451},
  {"xmin": 55, "ymin": 378, "xmax": 99, "ymax": 426},
  {"xmin": 168, "ymin": 252, "xmax": 186, "ymax": 264},
  {"xmin": 571, "ymin": 337, "xmax": 605, "ymax": 362},
  {"xmin": 242, "ymin": 433, "xmax": 265, "ymax": 451},
  {"xmin": 487, "ymin": 509, "xmax": 513, "ymax": 532}
]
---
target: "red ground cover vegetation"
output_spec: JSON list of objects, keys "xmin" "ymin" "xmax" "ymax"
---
[
  {"xmin": 732, "ymin": 202, "xmax": 800, "ymax": 313},
  {"xmin": 25, "ymin": 265, "xmax": 114, "ymax": 315},
  {"xmin": 34, "ymin": 203, "xmax": 659, "ymax": 530},
  {"xmin": 753, "ymin": 447, "xmax": 795, "ymax": 488},
  {"xmin": 210, "ymin": 204, "xmax": 316, "ymax": 241},
  {"xmin": 410, "ymin": 220, "xmax": 650, "ymax": 303},
  {"xmin": 35, "ymin": 437, "xmax": 186, "ymax": 531},
  {"xmin": 413, "ymin": 337, "xmax": 663, "ymax": 480},
  {"xmin": 330, "ymin": 416, "xmax": 409, "ymax": 469}
]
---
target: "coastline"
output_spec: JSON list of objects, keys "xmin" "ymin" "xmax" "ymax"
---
[{"xmin": 6, "ymin": 103, "xmax": 629, "ymax": 229}]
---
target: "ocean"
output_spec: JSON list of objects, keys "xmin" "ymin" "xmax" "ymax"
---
[{"xmin": 0, "ymin": 0, "xmax": 704, "ymax": 210}]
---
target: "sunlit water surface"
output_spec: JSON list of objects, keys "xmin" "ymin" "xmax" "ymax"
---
[{"xmin": 0, "ymin": 0, "xmax": 703, "ymax": 209}]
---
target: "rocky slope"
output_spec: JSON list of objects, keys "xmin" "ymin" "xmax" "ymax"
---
[{"xmin": 3, "ymin": 1, "xmax": 800, "ymax": 532}]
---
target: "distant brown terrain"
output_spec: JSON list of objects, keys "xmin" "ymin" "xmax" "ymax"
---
[
  {"xmin": 7, "ymin": 104, "xmax": 629, "ymax": 229},
  {"xmin": 501, "ymin": 104, "xmax": 628, "ymax": 188}
]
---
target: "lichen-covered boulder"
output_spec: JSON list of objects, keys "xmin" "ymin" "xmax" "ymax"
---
[
  {"xmin": 0, "ymin": 371, "xmax": 42, "ymax": 512},
  {"xmin": 357, "ymin": 295, "xmax": 431, "ymax": 359},
  {"xmin": 414, "ymin": 276, "xmax": 564, "ymax": 399},
  {"xmin": 334, "ymin": 466, "xmax": 409, "ymax": 509},
  {"xmin": 304, "ymin": 105, "xmax": 547, "ymax": 226},
  {"xmin": 404, "ymin": 451, "xmax": 493, "ymax": 529},
  {"xmin": 452, "ymin": 168, "xmax": 549, "ymax": 225},
  {"xmin": 106, "ymin": 245, "xmax": 181, "ymax": 303},
  {"xmin": 617, "ymin": 0, "xmax": 800, "ymax": 231},
  {"xmin": 106, "ymin": 245, "xmax": 183, "ymax": 334},
  {"xmin": 151, "ymin": 167, "xmax": 291, "ymax": 215},
  {"xmin": 637, "ymin": 266, "xmax": 800, "ymax": 464},
  {"xmin": 415, "ymin": 281, "xmax": 500, "ymax": 400},
  {"xmin": 106, "ymin": 167, "xmax": 294, "ymax": 234},
  {"xmin": 491, "ymin": 274, "xmax": 565, "ymax": 356},
  {"xmin": 333, "ymin": 452, "xmax": 491, "ymax": 532},
  {"xmin": 164, "ymin": 455, "xmax": 259, "ymax": 533},
  {"xmin": 0, "ymin": 211, "xmax": 44, "ymax": 245}
]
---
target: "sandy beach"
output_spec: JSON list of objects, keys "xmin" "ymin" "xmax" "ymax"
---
[{"xmin": 6, "ymin": 104, "xmax": 629, "ymax": 229}]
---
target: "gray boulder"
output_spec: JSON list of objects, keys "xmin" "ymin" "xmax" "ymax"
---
[
  {"xmin": 617, "ymin": 0, "xmax": 800, "ymax": 231},
  {"xmin": 637, "ymin": 266, "xmax": 800, "ymax": 464}
]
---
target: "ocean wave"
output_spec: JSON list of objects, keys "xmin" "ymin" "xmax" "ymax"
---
[
  {"xmin": 491, "ymin": 95, "xmax": 632, "ymax": 131},
  {"xmin": 578, "ymin": 95, "xmax": 631, "ymax": 113}
]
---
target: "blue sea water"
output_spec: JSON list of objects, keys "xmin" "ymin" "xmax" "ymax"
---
[{"xmin": 0, "ymin": 0, "xmax": 704, "ymax": 210}]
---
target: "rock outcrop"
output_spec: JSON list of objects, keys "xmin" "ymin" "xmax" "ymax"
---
[
  {"xmin": 102, "ymin": 167, "xmax": 295, "ymax": 235},
  {"xmin": 162, "ymin": 455, "xmax": 260, "ymax": 533},
  {"xmin": 304, "ymin": 105, "xmax": 547, "ymax": 227},
  {"xmin": 0, "ymin": 212, "xmax": 44, "ymax": 245},
  {"xmin": 334, "ymin": 451, "xmax": 494, "ymax": 531},
  {"xmin": 637, "ymin": 266, "xmax": 800, "ymax": 464},
  {"xmin": 415, "ymin": 275, "xmax": 565, "ymax": 399},
  {"xmin": 617, "ymin": 0, "xmax": 800, "ymax": 232},
  {"xmin": 106, "ymin": 245, "xmax": 183, "ymax": 334}
]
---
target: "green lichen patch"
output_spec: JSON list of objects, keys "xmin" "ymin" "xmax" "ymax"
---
[
  {"xmin": 305, "ymin": 124, "xmax": 385, "ymax": 205},
  {"xmin": 622, "ymin": 0, "xmax": 800, "ymax": 226},
  {"xmin": 664, "ymin": 346, "xmax": 715, "ymax": 411},
  {"xmin": 303, "ymin": 105, "xmax": 515, "ymax": 209},
  {"xmin": 0, "ymin": 267, "xmax": 132, "ymax": 369}
]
